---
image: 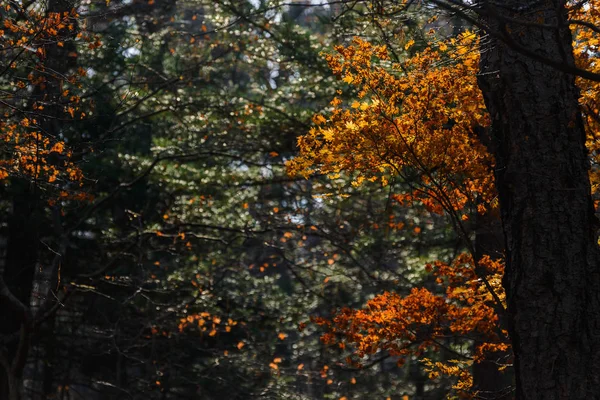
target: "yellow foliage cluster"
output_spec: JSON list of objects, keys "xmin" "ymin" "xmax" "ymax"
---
[
  {"xmin": 287, "ymin": 33, "xmax": 496, "ymax": 215},
  {"xmin": 421, "ymin": 358, "xmax": 474, "ymax": 395},
  {"xmin": 292, "ymin": 4, "xmax": 600, "ymax": 395}
]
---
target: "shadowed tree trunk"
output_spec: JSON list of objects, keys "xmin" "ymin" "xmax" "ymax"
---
[
  {"xmin": 23, "ymin": 0, "xmax": 77, "ymax": 398},
  {"xmin": 477, "ymin": 1, "xmax": 600, "ymax": 399},
  {"xmin": 472, "ymin": 206, "xmax": 513, "ymax": 399}
]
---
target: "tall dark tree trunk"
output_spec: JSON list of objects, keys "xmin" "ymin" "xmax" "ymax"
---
[
  {"xmin": 23, "ymin": 0, "xmax": 77, "ymax": 398},
  {"xmin": 0, "ymin": 183, "xmax": 39, "ymax": 400},
  {"xmin": 477, "ymin": 1, "xmax": 600, "ymax": 399},
  {"xmin": 472, "ymin": 207, "xmax": 512, "ymax": 399}
]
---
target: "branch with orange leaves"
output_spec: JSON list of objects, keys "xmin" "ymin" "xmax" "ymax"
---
[
  {"xmin": 286, "ymin": 32, "xmax": 512, "ymax": 396},
  {"xmin": 287, "ymin": 34, "xmax": 505, "ymax": 310}
]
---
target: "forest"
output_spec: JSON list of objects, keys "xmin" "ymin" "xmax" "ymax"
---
[{"xmin": 1, "ymin": 0, "xmax": 600, "ymax": 399}]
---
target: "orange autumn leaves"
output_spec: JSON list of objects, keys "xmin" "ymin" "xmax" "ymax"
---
[
  {"xmin": 287, "ymin": 32, "xmax": 505, "ymax": 396},
  {"xmin": 0, "ymin": 5, "xmax": 88, "ymax": 184},
  {"xmin": 176, "ymin": 312, "xmax": 238, "ymax": 337},
  {"xmin": 0, "ymin": 123, "xmax": 82, "ymax": 183},
  {"xmin": 313, "ymin": 254, "xmax": 508, "ymax": 395},
  {"xmin": 288, "ymin": 8, "xmax": 600, "ymax": 394},
  {"xmin": 287, "ymin": 32, "xmax": 496, "ymax": 216}
]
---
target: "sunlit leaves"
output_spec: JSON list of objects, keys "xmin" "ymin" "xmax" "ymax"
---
[
  {"xmin": 288, "ymin": 29, "xmax": 508, "ymax": 397},
  {"xmin": 0, "ymin": 5, "xmax": 96, "ymax": 186},
  {"xmin": 288, "ymin": 33, "xmax": 495, "ymax": 217},
  {"xmin": 315, "ymin": 254, "xmax": 508, "ymax": 397}
]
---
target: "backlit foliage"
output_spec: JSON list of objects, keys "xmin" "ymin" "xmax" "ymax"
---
[
  {"xmin": 286, "ymin": 29, "xmax": 510, "ymax": 397},
  {"xmin": 290, "ymin": 3, "xmax": 600, "ymax": 396},
  {"xmin": 0, "ymin": 3, "xmax": 92, "ymax": 184},
  {"xmin": 314, "ymin": 254, "xmax": 508, "ymax": 397},
  {"xmin": 287, "ymin": 32, "xmax": 495, "ymax": 216}
]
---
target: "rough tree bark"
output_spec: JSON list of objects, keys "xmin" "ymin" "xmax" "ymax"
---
[{"xmin": 477, "ymin": 1, "xmax": 600, "ymax": 399}]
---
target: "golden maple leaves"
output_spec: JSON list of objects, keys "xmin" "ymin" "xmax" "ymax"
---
[
  {"xmin": 313, "ymin": 253, "xmax": 508, "ymax": 396},
  {"xmin": 287, "ymin": 33, "xmax": 496, "ymax": 217},
  {"xmin": 288, "ymin": 2, "xmax": 600, "ymax": 391},
  {"xmin": 288, "ymin": 4, "xmax": 600, "ymax": 393},
  {"xmin": 287, "ymin": 31, "xmax": 509, "ymax": 397}
]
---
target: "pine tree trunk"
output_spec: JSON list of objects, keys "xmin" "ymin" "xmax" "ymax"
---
[{"xmin": 477, "ymin": 2, "xmax": 600, "ymax": 399}]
